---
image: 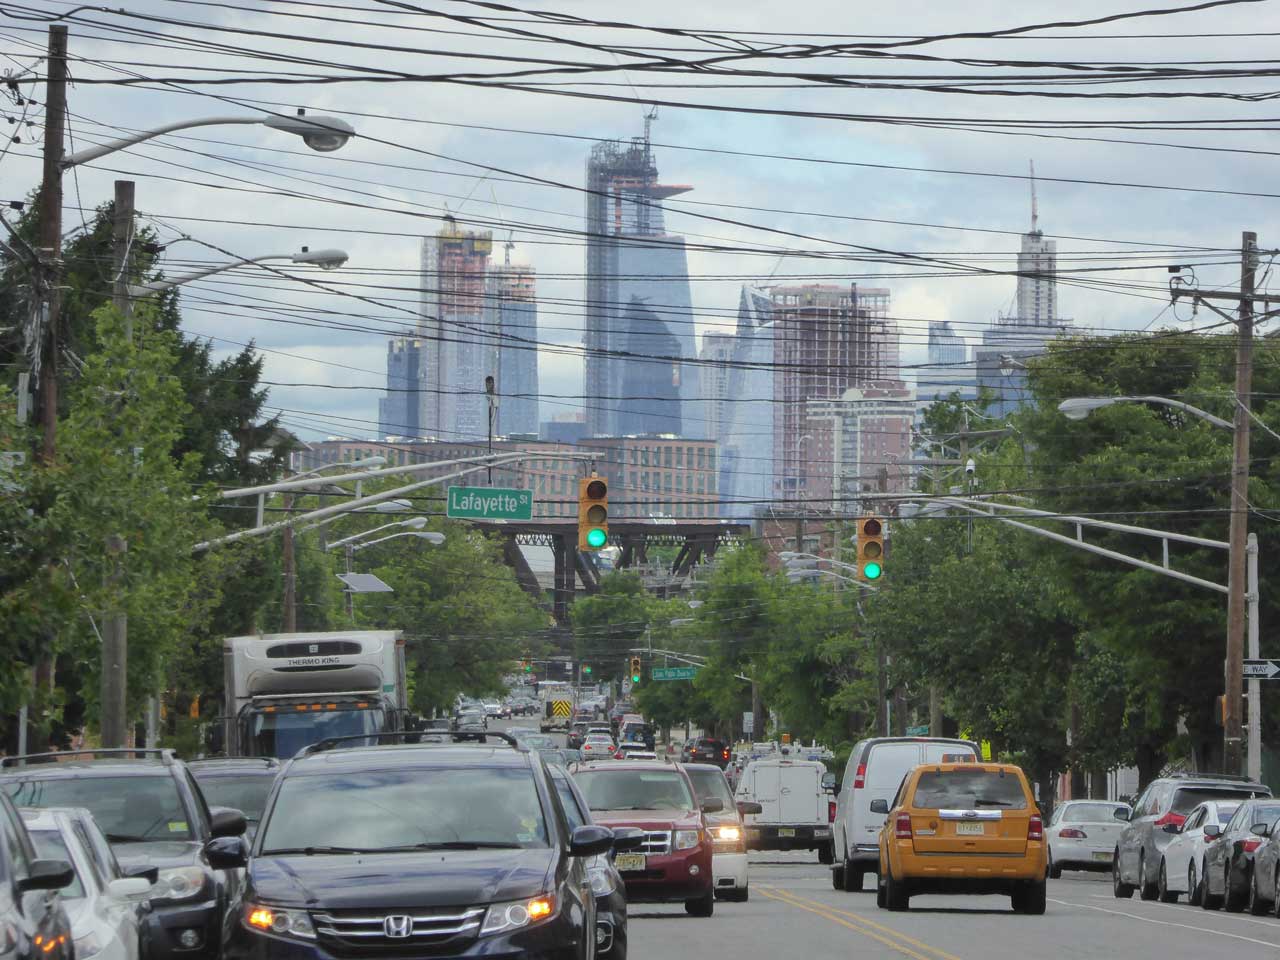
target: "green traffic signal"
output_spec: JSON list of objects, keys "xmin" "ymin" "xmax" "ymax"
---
[
  {"xmin": 631, "ymin": 674, "xmax": 641, "ymax": 684},
  {"xmin": 583, "ymin": 665, "xmax": 592, "ymax": 675},
  {"xmin": 863, "ymin": 561, "xmax": 883, "ymax": 580},
  {"xmin": 586, "ymin": 527, "xmax": 607, "ymax": 549}
]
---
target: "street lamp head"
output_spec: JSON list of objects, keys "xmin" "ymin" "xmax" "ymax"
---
[
  {"xmin": 348, "ymin": 456, "xmax": 386, "ymax": 469},
  {"xmin": 262, "ymin": 111, "xmax": 355, "ymax": 152},
  {"xmin": 356, "ymin": 498, "xmax": 411, "ymax": 514},
  {"xmin": 292, "ymin": 247, "xmax": 348, "ymax": 271},
  {"xmin": 412, "ymin": 532, "xmax": 446, "ymax": 545},
  {"xmin": 1058, "ymin": 397, "xmax": 1117, "ymax": 421},
  {"xmin": 403, "ymin": 517, "xmax": 429, "ymax": 530}
]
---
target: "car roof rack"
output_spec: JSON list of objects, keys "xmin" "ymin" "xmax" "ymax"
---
[
  {"xmin": 0, "ymin": 748, "xmax": 177, "ymax": 768},
  {"xmin": 1169, "ymin": 771, "xmax": 1261, "ymax": 783},
  {"xmin": 297, "ymin": 731, "xmax": 527, "ymax": 758},
  {"xmin": 188, "ymin": 756, "xmax": 280, "ymax": 768}
]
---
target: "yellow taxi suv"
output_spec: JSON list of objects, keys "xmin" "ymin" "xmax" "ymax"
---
[{"xmin": 876, "ymin": 761, "xmax": 1048, "ymax": 914}]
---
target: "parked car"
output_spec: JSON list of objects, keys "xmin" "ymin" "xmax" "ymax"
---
[
  {"xmin": 580, "ymin": 734, "xmax": 616, "ymax": 762},
  {"xmin": 1199, "ymin": 796, "xmax": 1280, "ymax": 912},
  {"xmin": 572, "ymin": 762, "xmax": 720, "ymax": 917},
  {"xmin": 1047, "ymin": 800, "xmax": 1130, "ymax": 878},
  {"xmin": 1243, "ymin": 809, "xmax": 1280, "ymax": 916},
  {"xmin": 876, "ymin": 761, "xmax": 1048, "ymax": 914},
  {"xmin": 680, "ymin": 738, "xmax": 730, "ymax": 770},
  {"xmin": 187, "ymin": 758, "xmax": 280, "ymax": 842},
  {"xmin": 683, "ymin": 763, "xmax": 758, "ymax": 902},
  {"xmin": 832, "ymin": 737, "xmax": 979, "ymax": 892},
  {"xmin": 1156, "ymin": 799, "xmax": 1240, "ymax": 904},
  {"xmin": 21, "ymin": 807, "xmax": 154, "ymax": 960},
  {"xmin": 735, "ymin": 757, "xmax": 836, "ymax": 863},
  {"xmin": 0, "ymin": 791, "xmax": 75, "ymax": 960},
  {"xmin": 1113, "ymin": 773, "xmax": 1269, "ymax": 901},
  {"xmin": 0, "ymin": 749, "xmax": 249, "ymax": 960}
]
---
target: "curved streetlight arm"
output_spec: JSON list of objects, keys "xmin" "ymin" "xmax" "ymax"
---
[
  {"xmin": 327, "ymin": 517, "xmax": 428, "ymax": 550},
  {"xmin": 62, "ymin": 116, "xmax": 260, "ymax": 169},
  {"xmin": 128, "ymin": 253, "xmax": 286, "ymax": 297},
  {"xmin": 1058, "ymin": 395, "xmax": 1233, "ymax": 431},
  {"xmin": 352, "ymin": 531, "xmax": 444, "ymax": 552}
]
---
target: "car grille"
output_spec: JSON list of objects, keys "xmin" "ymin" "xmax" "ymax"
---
[
  {"xmin": 313, "ymin": 907, "xmax": 484, "ymax": 952},
  {"xmin": 640, "ymin": 831, "xmax": 671, "ymax": 855}
]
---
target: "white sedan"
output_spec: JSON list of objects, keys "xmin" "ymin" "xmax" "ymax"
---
[
  {"xmin": 1159, "ymin": 799, "xmax": 1241, "ymax": 904},
  {"xmin": 22, "ymin": 807, "xmax": 154, "ymax": 960},
  {"xmin": 1048, "ymin": 800, "xmax": 1131, "ymax": 877},
  {"xmin": 580, "ymin": 735, "xmax": 617, "ymax": 760}
]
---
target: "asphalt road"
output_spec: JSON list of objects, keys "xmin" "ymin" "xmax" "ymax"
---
[{"xmin": 626, "ymin": 852, "xmax": 1280, "ymax": 959}]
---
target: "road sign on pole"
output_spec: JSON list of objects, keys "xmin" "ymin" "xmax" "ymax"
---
[
  {"xmin": 446, "ymin": 486, "xmax": 533, "ymax": 521},
  {"xmin": 651, "ymin": 666, "xmax": 699, "ymax": 681},
  {"xmin": 742, "ymin": 711, "xmax": 754, "ymax": 734},
  {"xmin": 1243, "ymin": 659, "xmax": 1280, "ymax": 679}
]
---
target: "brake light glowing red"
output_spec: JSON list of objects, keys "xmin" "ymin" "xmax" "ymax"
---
[
  {"xmin": 829, "ymin": 801, "xmax": 837, "ymax": 823},
  {"xmin": 1154, "ymin": 812, "xmax": 1186, "ymax": 829},
  {"xmin": 894, "ymin": 813, "xmax": 912, "ymax": 840},
  {"xmin": 854, "ymin": 763, "xmax": 866, "ymax": 790},
  {"xmin": 1057, "ymin": 828, "xmax": 1087, "ymax": 839},
  {"xmin": 1028, "ymin": 814, "xmax": 1044, "ymax": 841}
]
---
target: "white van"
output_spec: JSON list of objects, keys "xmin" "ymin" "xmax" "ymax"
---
[
  {"xmin": 735, "ymin": 757, "xmax": 836, "ymax": 862},
  {"xmin": 831, "ymin": 737, "xmax": 979, "ymax": 891}
]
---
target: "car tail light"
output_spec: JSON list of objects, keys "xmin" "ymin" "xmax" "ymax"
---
[
  {"xmin": 829, "ymin": 801, "xmax": 837, "ymax": 823},
  {"xmin": 1028, "ymin": 814, "xmax": 1044, "ymax": 841},
  {"xmin": 894, "ymin": 813, "xmax": 912, "ymax": 840},
  {"xmin": 1057, "ymin": 828, "xmax": 1087, "ymax": 839},
  {"xmin": 854, "ymin": 763, "xmax": 866, "ymax": 790},
  {"xmin": 614, "ymin": 751, "xmax": 624, "ymax": 759},
  {"xmin": 1244, "ymin": 839, "xmax": 1264, "ymax": 853},
  {"xmin": 1154, "ymin": 812, "xmax": 1186, "ymax": 829}
]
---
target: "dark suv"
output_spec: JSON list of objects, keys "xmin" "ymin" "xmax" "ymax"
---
[
  {"xmin": 1114, "ymin": 773, "xmax": 1270, "ymax": 900},
  {"xmin": 0, "ymin": 791, "xmax": 74, "ymax": 960},
  {"xmin": 0, "ymin": 749, "xmax": 248, "ymax": 960},
  {"xmin": 226, "ymin": 734, "xmax": 615, "ymax": 960},
  {"xmin": 681, "ymin": 738, "xmax": 730, "ymax": 770}
]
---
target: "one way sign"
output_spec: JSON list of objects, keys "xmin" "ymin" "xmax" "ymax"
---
[{"xmin": 1243, "ymin": 660, "xmax": 1280, "ymax": 680}]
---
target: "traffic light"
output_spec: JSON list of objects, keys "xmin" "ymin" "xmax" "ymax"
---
[
  {"xmin": 856, "ymin": 516, "xmax": 884, "ymax": 581},
  {"xmin": 522, "ymin": 659, "xmax": 532, "ymax": 673},
  {"xmin": 578, "ymin": 475, "xmax": 609, "ymax": 551},
  {"xmin": 583, "ymin": 664, "xmax": 592, "ymax": 675},
  {"xmin": 630, "ymin": 656, "xmax": 642, "ymax": 684}
]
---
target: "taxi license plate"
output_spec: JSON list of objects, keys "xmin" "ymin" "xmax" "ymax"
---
[
  {"xmin": 615, "ymin": 853, "xmax": 646, "ymax": 873},
  {"xmin": 1092, "ymin": 851, "xmax": 1112, "ymax": 862},
  {"xmin": 777, "ymin": 828, "xmax": 796, "ymax": 838},
  {"xmin": 956, "ymin": 822, "xmax": 985, "ymax": 836}
]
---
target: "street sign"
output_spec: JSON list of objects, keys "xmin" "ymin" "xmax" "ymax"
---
[
  {"xmin": 742, "ymin": 711, "xmax": 755, "ymax": 734},
  {"xmin": 1244, "ymin": 659, "xmax": 1280, "ymax": 679},
  {"xmin": 446, "ymin": 486, "xmax": 533, "ymax": 521},
  {"xmin": 652, "ymin": 666, "xmax": 699, "ymax": 681},
  {"xmin": 906, "ymin": 724, "xmax": 929, "ymax": 736}
]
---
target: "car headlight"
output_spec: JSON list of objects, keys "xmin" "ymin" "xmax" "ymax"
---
[
  {"xmin": 587, "ymin": 856, "xmax": 616, "ymax": 897},
  {"xmin": 674, "ymin": 830, "xmax": 701, "ymax": 851},
  {"xmin": 152, "ymin": 866, "xmax": 208, "ymax": 904},
  {"xmin": 480, "ymin": 895, "xmax": 557, "ymax": 936},
  {"xmin": 244, "ymin": 903, "xmax": 316, "ymax": 941},
  {"xmin": 716, "ymin": 826, "xmax": 741, "ymax": 843},
  {"xmin": 74, "ymin": 930, "xmax": 106, "ymax": 959}
]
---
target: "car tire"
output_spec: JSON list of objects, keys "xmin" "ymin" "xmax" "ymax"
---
[
  {"xmin": 1225, "ymin": 865, "xmax": 1247, "ymax": 913},
  {"xmin": 1201, "ymin": 860, "xmax": 1223, "ymax": 910},
  {"xmin": 1048, "ymin": 852, "xmax": 1062, "ymax": 881},
  {"xmin": 818, "ymin": 842, "xmax": 834, "ymax": 866},
  {"xmin": 831, "ymin": 865, "xmax": 844, "ymax": 890},
  {"xmin": 1113, "ymin": 851, "xmax": 1135, "ymax": 899},
  {"xmin": 1249, "ymin": 866, "xmax": 1269, "ymax": 916},
  {"xmin": 1158, "ymin": 859, "xmax": 1178, "ymax": 903},
  {"xmin": 1188, "ymin": 862, "xmax": 1201, "ymax": 907},
  {"xmin": 1138, "ymin": 855, "xmax": 1158, "ymax": 901},
  {"xmin": 843, "ymin": 861, "xmax": 865, "ymax": 893},
  {"xmin": 725, "ymin": 887, "xmax": 748, "ymax": 903},
  {"xmin": 685, "ymin": 890, "xmax": 715, "ymax": 918},
  {"xmin": 1013, "ymin": 879, "xmax": 1048, "ymax": 916},
  {"xmin": 884, "ymin": 865, "xmax": 909, "ymax": 912}
]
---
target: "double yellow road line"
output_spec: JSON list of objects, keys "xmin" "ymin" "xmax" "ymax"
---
[{"xmin": 759, "ymin": 887, "xmax": 963, "ymax": 960}]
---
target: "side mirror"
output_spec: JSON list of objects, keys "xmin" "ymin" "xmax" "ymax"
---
[
  {"xmin": 612, "ymin": 827, "xmax": 645, "ymax": 853},
  {"xmin": 209, "ymin": 807, "xmax": 247, "ymax": 839},
  {"xmin": 106, "ymin": 877, "xmax": 153, "ymax": 902},
  {"xmin": 1251, "ymin": 822, "xmax": 1271, "ymax": 838},
  {"xmin": 1162, "ymin": 822, "xmax": 1182, "ymax": 835},
  {"xmin": 123, "ymin": 864, "xmax": 159, "ymax": 884},
  {"xmin": 205, "ymin": 837, "xmax": 247, "ymax": 871},
  {"xmin": 869, "ymin": 799, "xmax": 890, "ymax": 815},
  {"xmin": 569, "ymin": 825, "xmax": 614, "ymax": 858},
  {"xmin": 19, "ymin": 859, "xmax": 74, "ymax": 892},
  {"xmin": 1113, "ymin": 807, "xmax": 1131, "ymax": 822},
  {"xmin": 1204, "ymin": 823, "xmax": 1223, "ymax": 839},
  {"xmin": 701, "ymin": 799, "xmax": 725, "ymax": 815},
  {"xmin": 821, "ymin": 772, "xmax": 837, "ymax": 792},
  {"xmin": 736, "ymin": 801, "xmax": 762, "ymax": 816}
]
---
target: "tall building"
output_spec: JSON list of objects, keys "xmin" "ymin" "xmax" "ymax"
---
[
  {"xmin": 770, "ymin": 284, "xmax": 899, "ymax": 503},
  {"xmin": 918, "ymin": 320, "xmax": 975, "ymax": 404},
  {"xmin": 698, "ymin": 331, "xmax": 735, "ymax": 442},
  {"xmin": 486, "ymin": 257, "xmax": 540, "ymax": 437},
  {"xmin": 808, "ymin": 383, "xmax": 917, "ymax": 508},
  {"xmin": 583, "ymin": 121, "xmax": 699, "ymax": 438},
  {"xmin": 378, "ymin": 335, "xmax": 430, "ymax": 438},
  {"xmin": 718, "ymin": 287, "xmax": 775, "ymax": 518},
  {"xmin": 417, "ymin": 217, "xmax": 494, "ymax": 441},
  {"xmin": 587, "ymin": 435, "xmax": 719, "ymax": 520}
]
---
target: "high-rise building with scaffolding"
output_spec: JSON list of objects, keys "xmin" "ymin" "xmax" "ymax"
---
[
  {"xmin": 486, "ymin": 257, "xmax": 540, "ymax": 437},
  {"xmin": 583, "ymin": 117, "xmax": 700, "ymax": 438}
]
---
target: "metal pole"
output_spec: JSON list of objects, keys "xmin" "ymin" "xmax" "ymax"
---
[
  {"xmin": 1248, "ymin": 532, "xmax": 1261, "ymax": 782},
  {"xmin": 1224, "ymin": 231, "xmax": 1257, "ymax": 775},
  {"xmin": 345, "ymin": 543, "xmax": 354, "ymax": 619}
]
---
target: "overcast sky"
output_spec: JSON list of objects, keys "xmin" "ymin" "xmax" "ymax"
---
[{"xmin": 3, "ymin": 0, "xmax": 1278, "ymax": 441}]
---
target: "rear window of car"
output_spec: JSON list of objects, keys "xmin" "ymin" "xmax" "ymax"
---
[
  {"xmin": 911, "ymin": 769, "xmax": 1028, "ymax": 810},
  {"xmin": 1062, "ymin": 803, "xmax": 1127, "ymax": 823},
  {"xmin": 192, "ymin": 774, "xmax": 274, "ymax": 825},
  {"xmin": 1172, "ymin": 788, "xmax": 1264, "ymax": 815},
  {"xmin": 5, "ymin": 775, "xmax": 193, "ymax": 841},
  {"xmin": 1241, "ymin": 803, "xmax": 1280, "ymax": 830},
  {"xmin": 865, "ymin": 743, "xmax": 920, "ymax": 790}
]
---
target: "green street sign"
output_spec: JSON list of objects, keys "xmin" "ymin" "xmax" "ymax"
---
[
  {"xmin": 446, "ymin": 486, "xmax": 533, "ymax": 521},
  {"xmin": 652, "ymin": 666, "xmax": 699, "ymax": 681},
  {"xmin": 906, "ymin": 724, "xmax": 929, "ymax": 736}
]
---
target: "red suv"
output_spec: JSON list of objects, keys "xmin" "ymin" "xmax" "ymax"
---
[{"xmin": 572, "ymin": 762, "xmax": 721, "ymax": 917}]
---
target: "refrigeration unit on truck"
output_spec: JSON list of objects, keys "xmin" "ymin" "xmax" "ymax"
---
[{"xmin": 223, "ymin": 630, "xmax": 410, "ymax": 759}]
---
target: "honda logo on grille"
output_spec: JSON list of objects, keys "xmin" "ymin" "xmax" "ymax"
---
[{"xmin": 383, "ymin": 916, "xmax": 412, "ymax": 938}]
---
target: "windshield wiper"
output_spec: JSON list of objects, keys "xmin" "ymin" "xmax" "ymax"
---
[
  {"xmin": 106, "ymin": 834, "xmax": 152, "ymax": 843},
  {"xmin": 973, "ymin": 800, "xmax": 1012, "ymax": 807},
  {"xmin": 376, "ymin": 842, "xmax": 525, "ymax": 852},
  {"xmin": 261, "ymin": 846, "xmax": 369, "ymax": 855}
]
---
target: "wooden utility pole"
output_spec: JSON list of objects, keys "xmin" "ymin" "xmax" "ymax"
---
[
  {"xmin": 36, "ymin": 25, "xmax": 67, "ymax": 464},
  {"xmin": 282, "ymin": 493, "xmax": 297, "ymax": 631}
]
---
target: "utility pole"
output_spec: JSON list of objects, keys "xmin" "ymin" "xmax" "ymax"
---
[
  {"xmin": 282, "ymin": 493, "xmax": 297, "ymax": 631},
  {"xmin": 35, "ymin": 24, "xmax": 67, "ymax": 464},
  {"xmin": 485, "ymin": 375, "xmax": 497, "ymax": 486}
]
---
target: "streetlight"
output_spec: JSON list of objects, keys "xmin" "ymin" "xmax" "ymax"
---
[
  {"xmin": 351, "ymin": 531, "xmax": 446, "ymax": 551},
  {"xmin": 128, "ymin": 247, "xmax": 348, "ymax": 300},
  {"xmin": 326, "ymin": 517, "xmax": 430, "ymax": 550},
  {"xmin": 328, "ymin": 523, "xmax": 445, "ymax": 616},
  {"xmin": 1059, "ymin": 392, "xmax": 1256, "ymax": 777}
]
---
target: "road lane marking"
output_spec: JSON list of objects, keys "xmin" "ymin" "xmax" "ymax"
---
[
  {"xmin": 767, "ymin": 889, "xmax": 966, "ymax": 960},
  {"xmin": 759, "ymin": 887, "xmax": 937, "ymax": 960},
  {"xmin": 1085, "ymin": 893, "xmax": 1280, "ymax": 930},
  {"xmin": 1048, "ymin": 898, "xmax": 1280, "ymax": 948}
]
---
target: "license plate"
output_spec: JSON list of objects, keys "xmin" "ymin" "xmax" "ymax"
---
[
  {"xmin": 778, "ymin": 828, "xmax": 796, "ymax": 838},
  {"xmin": 956, "ymin": 822, "xmax": 985, "ymax": 836},
  {"xmin": 1092, "ymin": 851, "xmax": 1112, "ymax": 862},
  {"xmin": 615, "ymin": 853, "xmax": 646, "ymax": 872}
]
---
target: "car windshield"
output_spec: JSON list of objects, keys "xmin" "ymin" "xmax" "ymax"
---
[
  {"xmin": 575, "ymin": 769, "xmax": 695, "ymax": 812},
  {"xmin": 248, "ymin": 707, "xmax": 386, "ymax": 761},
  {"xmin": 1172, "ymin": 787, "xmax": 1264, "ymax": 815},
  {"xmin": 5, "ymin": 775, "xmax": 193, "ymax": 841},
  {"xmin": 911, "ymin": 769, "xmax": 1028, "ymax": 810},
  {"xmin": 192, "ymin": 774, "xmax": 274, "ymax": 824},
  {"xmin": 1062, "ymin": 803, "xmax": 1128, "ymax": 823},
  {"xmin": 27, "ymin": 830, "xmax": 85, "ymax": 899},
  {"xmin": 685, "ymin": 767, "xmax": 735, "ymax": 809},
  {"xmin": 260, "ymin": 767, "xmax": 548, "ymax": 853}
]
